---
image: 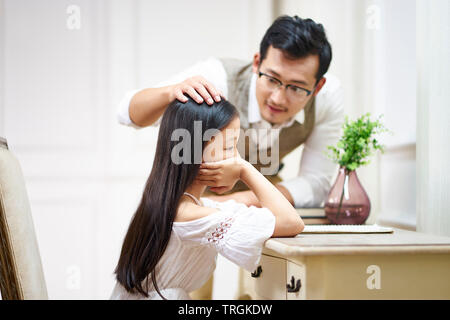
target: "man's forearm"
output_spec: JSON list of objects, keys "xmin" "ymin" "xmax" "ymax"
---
[
  {"xmin": 129, "ymin": 85, "xmax": 174, "ymax": 127},
  {"xmin": 128, "ymin": 75, "xmax": 224, "ymax": 127}
]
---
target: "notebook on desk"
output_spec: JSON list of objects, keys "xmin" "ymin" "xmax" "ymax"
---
[
  {"xmin": 296, "ymin": 207, "xmax": 326, "ymax": 218},
  {"xmin": 302, "ymin": 224, "xmax": 394, "ymax": 234}
]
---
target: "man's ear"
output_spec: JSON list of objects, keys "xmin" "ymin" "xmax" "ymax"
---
[
  {"xmin": 313, "ymin": 77, "xmax": 327, "ymax": 97},
  {"xmin": 252, "ymin": 52, "xmax": 260, "ymax": 74}
]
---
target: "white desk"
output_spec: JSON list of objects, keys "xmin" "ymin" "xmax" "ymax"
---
[{"xmin": 237, "ymin": 227, "xmax": 450, "ymax": 299}]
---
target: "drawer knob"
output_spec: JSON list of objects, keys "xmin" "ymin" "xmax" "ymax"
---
[
  {"xmin": 286, "ymin": 276, "xmax": 301, "ymax": 293},
  {"xmin": 251, "ymin": 265, "xmax": 262, "ymax": 278}
]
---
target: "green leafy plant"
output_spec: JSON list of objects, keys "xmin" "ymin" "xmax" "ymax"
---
[{"xmin": 325, "ymin": 113, "xmax": 391, "ymax": 171}]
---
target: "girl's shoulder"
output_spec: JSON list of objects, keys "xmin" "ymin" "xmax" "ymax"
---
[
  {"xmin": 174, "ymin": 197, "xmax": 252, "ymax": 224},
  {"xmin": 174, "ymin": 202, "xmax": 219, "ymax": 223}
]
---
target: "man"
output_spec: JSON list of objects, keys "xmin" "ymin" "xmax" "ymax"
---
[
  {"xmin": 117, "ymin": 14, "xmax": 344, "ymax": 299},
  {"xmin": 118, "ymin": 15, "xmax": 343, "ymax": 209}
]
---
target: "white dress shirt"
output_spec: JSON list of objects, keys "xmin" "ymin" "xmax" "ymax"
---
[{"xmin": 117, "ymin": 57, "xmax": 344, "ymax": 208}]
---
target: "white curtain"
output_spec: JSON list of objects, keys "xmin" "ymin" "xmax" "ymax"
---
[{"xmin": 416, "ymin": 0, "xmax": 450, "ymax": 237}]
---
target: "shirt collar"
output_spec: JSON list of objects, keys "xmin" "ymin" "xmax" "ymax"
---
[
  {"xmin": 248, "ymin": 73, "xmax": 261, "ymax": 123},
  {"xmin": 247, "ymin": 73, "xmax": 304, "ymax": 128}
]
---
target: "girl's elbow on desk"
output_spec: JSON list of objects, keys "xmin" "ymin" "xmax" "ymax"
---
[{"xmin": 272, "ymin": 216, "xmax": 305, "ymax": 237}]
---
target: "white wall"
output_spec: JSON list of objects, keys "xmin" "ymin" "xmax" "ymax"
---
[{"xmin": 0, "ymin": 0, "xmax": 273, "ymax": 299}]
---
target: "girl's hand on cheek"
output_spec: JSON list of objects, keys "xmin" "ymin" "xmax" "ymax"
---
[{"xmin": 196, "ymin": 156, "xmax": 247, "ymax": 190}]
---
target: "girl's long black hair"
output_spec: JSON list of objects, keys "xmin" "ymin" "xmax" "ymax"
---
[{"xmin": 114, "ymin": 97, "xmax": 238, "ymax": 298}]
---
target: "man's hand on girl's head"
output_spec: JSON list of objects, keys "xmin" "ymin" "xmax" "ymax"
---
[{"xmin": 171, "ymin": 75, "xmax": 224, "ymax": 105}]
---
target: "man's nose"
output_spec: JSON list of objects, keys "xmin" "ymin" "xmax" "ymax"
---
[{"xmin": 270, "ymin": 86, "xmax": 288, "ymax": 105}]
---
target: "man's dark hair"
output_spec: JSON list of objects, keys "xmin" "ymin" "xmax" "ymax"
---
[{"xmin": 259, "ymin": 15, "xmax": 332, "ymax": 81}]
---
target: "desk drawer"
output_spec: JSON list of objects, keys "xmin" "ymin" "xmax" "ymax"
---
[{"xmin": 253, "ymin": 254, "xmax": 286, "ymax": 299}]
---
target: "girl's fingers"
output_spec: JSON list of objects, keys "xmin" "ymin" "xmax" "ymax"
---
[
  {"xmin": 198, "ymin": 168, "xmax": 220, "ymax": 176},
  {"xmin": 196, "ymin": 176, "xmax": 215, "ymax": 182},
  {"xmin": 200, "ymin": 162, "xmax": 222, "ymax": 169},
  {"xmin": 196, "ymin": 175, "xmax": 220, "ymax": 185},
  {"xmin": 195, "ymin": 175, "xmax": 222, "ymax": 187}
]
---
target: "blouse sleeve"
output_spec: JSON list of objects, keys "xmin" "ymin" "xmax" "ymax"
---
[{"xmin": 173, "ymin": 199, "xmax": 276, "ymax": 272}]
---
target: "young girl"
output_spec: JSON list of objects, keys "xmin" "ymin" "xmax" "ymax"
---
[{"xmin": 111, "ymin": 97, "xmax": 304, "ymax": 300}]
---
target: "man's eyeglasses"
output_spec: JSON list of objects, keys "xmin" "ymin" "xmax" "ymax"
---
[{"xmin": 258, "ymin": 71, "xmax": 314, "ymax": 100}]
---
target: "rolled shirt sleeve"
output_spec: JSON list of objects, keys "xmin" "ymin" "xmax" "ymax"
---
[
  {"xmin": 279, "ymin": 73, "xmax": 345, "ymax": 208},
  {"xmin": 116, "ymin": 89, "xmax": 142, "ymax": 128}
]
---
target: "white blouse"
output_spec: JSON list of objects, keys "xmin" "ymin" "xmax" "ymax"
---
[{"xmin": 110, "ymin": 198, "xmax": 276, "ymax": 300}]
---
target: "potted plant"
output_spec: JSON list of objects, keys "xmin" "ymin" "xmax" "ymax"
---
[{"xmin": 324, "ymin": 113, "xmax": 390, "ymax": 224}]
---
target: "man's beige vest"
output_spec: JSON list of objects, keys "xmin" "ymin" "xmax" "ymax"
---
[{"xmin": 218, "ymin": 58, "xmax": 316, "ymax": 192}]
